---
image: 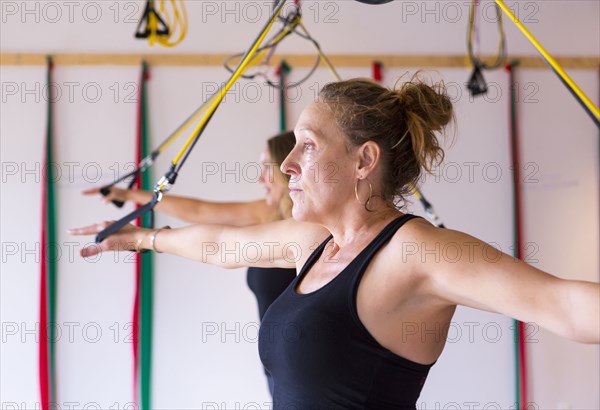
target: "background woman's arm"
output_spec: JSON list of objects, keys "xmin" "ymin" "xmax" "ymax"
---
[{"xmin": 83, "ymin": 187, "xmax": 270, "ymax": 225}]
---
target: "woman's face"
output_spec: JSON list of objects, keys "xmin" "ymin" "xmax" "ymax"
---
[
  {"xmin": 281, "ymin": 102, "xmax": 357, "ymax": 223},
  {"xmin": 259, "ymin": 146, "xmax": 287, "ymax": 207}
]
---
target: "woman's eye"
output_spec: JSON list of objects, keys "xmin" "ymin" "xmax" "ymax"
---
[{"xmin": 304, "ymin": 142, "xmax": 315, "ymax": 151}]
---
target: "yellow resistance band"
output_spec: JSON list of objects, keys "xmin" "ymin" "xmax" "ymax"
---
[
  {"xmin": 156, "ymin": 0, "xmax": 188, "ymax": 47},
  {"xmin": 165, "ymin": 1, "xmax": 286, "ymax": 181},
  {"xmin": 147, "ymin": 0, "xmax": 188, "ymax": 47},
  {"xmin": 496, "ymin": 0, "xmax": 599, "ymax": 121},
  {"xmin": 155, "ymin": 40, "xmax": 289, "ymax": 156}
]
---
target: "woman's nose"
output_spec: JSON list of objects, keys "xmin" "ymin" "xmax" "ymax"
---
[{"xmin": 280, "ymin": 149, "xmax": 300, "ymax": 178}]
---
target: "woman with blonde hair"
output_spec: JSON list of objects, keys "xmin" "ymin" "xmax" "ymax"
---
[{"xmin": 83, "ymin": 131, "xmax": 296, "ymax": 394}]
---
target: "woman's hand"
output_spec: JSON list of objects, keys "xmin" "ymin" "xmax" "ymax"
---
[
  {"xmin": 82, "ymin": 186, "xmax": 130, "ymax": 205},
  {"xmin": 68, "ymin": 221, "xmax": 151, "ymax": 257}
]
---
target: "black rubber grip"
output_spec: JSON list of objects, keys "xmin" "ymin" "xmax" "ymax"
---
[{"xmin": 100, "ymin": 187, "xmax": 125, "ymax": 208}]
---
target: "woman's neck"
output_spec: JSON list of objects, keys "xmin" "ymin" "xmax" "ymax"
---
[{"xmin": 326, "ymin": 206, "xmax": 402, "ymax": 250}]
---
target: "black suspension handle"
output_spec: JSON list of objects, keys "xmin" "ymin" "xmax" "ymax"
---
[{"xmin": 100, "ymin": 186, "xmax": 125, "ymax": 208}]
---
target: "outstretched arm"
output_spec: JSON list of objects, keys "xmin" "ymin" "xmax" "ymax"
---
[
  {"xmin": 82, "ymin": 187, "xmax": 271, "ymax": 225},
  {"xmin": 407, "ymin": 223, "xmax": 600, "ymax": 343},
  {"xmin": 69, "ymin": 218, "xmax": 328, "ymax": 270}
]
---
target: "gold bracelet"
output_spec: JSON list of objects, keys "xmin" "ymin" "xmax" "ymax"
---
[
  {"xmin": 133, "ymin": 232, "xmax": 151, "ymax": 254},
  {"xmin": 149, "ymin": 226, "xmax": 171, "ymax": 253},
  {"xmin": 135, "ymin": 236, "xmax": 144, "ymax": 253}
]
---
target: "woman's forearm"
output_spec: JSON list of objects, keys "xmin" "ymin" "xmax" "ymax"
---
[
  {"xmin": 565, "ymin": 280, "xmax": 600, "ymax": 343},
  {"xmin": 155, "ymin": 195, "xmax": 212, "ymax": 223},
  {"xmin": 138, "ymin": 224, "xmax": 231, "ymax": 266},
  {"xmin": 126, "ymin": 190, "xmax": 265, "ymax": 225},
  {"xmin": 70, "ymin": 214, "xmax": 309, "ymax": 268},
  {"xmin": 124, "ymin": 189, "xmax": 154, "ymax": 205},
  {"xmin": 134, "ymin": 219, "xmax": 304, "ymax": 269}
]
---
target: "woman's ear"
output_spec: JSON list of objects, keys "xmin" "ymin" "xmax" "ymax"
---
[{"xmin": 356, "ymin": 141, "xmax": 381, "ymax": 177}]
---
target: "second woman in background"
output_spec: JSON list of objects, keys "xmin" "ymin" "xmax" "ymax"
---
[{"xmin": 83, "ymin": 131, "xmax": 297, "ymax": 393}]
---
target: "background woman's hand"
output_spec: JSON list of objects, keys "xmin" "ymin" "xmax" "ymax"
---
[{"xmin": 82, "ymin": 186, "xmax": 130, "ymax": 205}]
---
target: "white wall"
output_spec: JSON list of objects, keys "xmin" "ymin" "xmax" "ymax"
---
[{"xmin": 1, "ymin": 1, "xmax": 599, "ymax": 409}]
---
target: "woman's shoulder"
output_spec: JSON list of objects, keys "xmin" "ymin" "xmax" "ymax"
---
[
  {"xmin": 386, "ymin": 215, "xmax": 476, "ymax": 271},
  {"xmin": 390, "ymin": 214, "xmax": 437, "ymax": 243},
  {"xmin": 391, "ymin": 215, "xmax": 477, "ymax": 247}
]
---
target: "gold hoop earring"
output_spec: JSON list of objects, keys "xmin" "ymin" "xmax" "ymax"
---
[{"xmin": 355, "ymin": 178, "xmax": 374, "ymax": 212}]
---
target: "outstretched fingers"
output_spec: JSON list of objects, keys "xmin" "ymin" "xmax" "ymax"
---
[
  {"xmin": 68, "ymin": 220, "xmax": 114, "ymax": 236},
  {"xmin": 68, "ymin": 221, "xmax": 116, "ymax": 257},
  {"xmin": 68, "ymin": 220, "xmax": 144, "ymax": 257},
  {"xmin": 81, "ymin": 187, "xmax": 102, "ymax": 196},
  {"xmin": 82, "ymin": 186, "xmax": 120, "ymax": 205}
]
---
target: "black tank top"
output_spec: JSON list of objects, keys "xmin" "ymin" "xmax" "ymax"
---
[
  {"xmin": 259, "ymin": 214, "xmax": 433, "ymax": 409},
  {"xmin": 247, "ymin": 267, "xmax": 297, "ymax": 321}
]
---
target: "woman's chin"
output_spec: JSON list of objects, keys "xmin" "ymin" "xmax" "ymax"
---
[
  {"xmin": 291, "ymin": 205, "xmax": 312, "ymax": 223},
  {"xmin": 264, "ymin": 192, "xmax": 278, "ymax": 207},
  {"xmin": 266, "ymin": 196, "xmax": 283, "ymax": 209}
]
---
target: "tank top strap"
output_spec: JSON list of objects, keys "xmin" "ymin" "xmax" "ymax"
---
[
  {"xmin": 360, "ymin": 214, "xmax": 419, "ymax": 260},
  {"xmin": 296, "ymin": 214, "xmax": 420, "ymax": 285},
  {"xmin": 347, "ymin": 214, "xmax": 420, "ymax": 287},
  {"xmin": 295, "ymin": 232, "xmax": 333, "ymax": 281}
]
